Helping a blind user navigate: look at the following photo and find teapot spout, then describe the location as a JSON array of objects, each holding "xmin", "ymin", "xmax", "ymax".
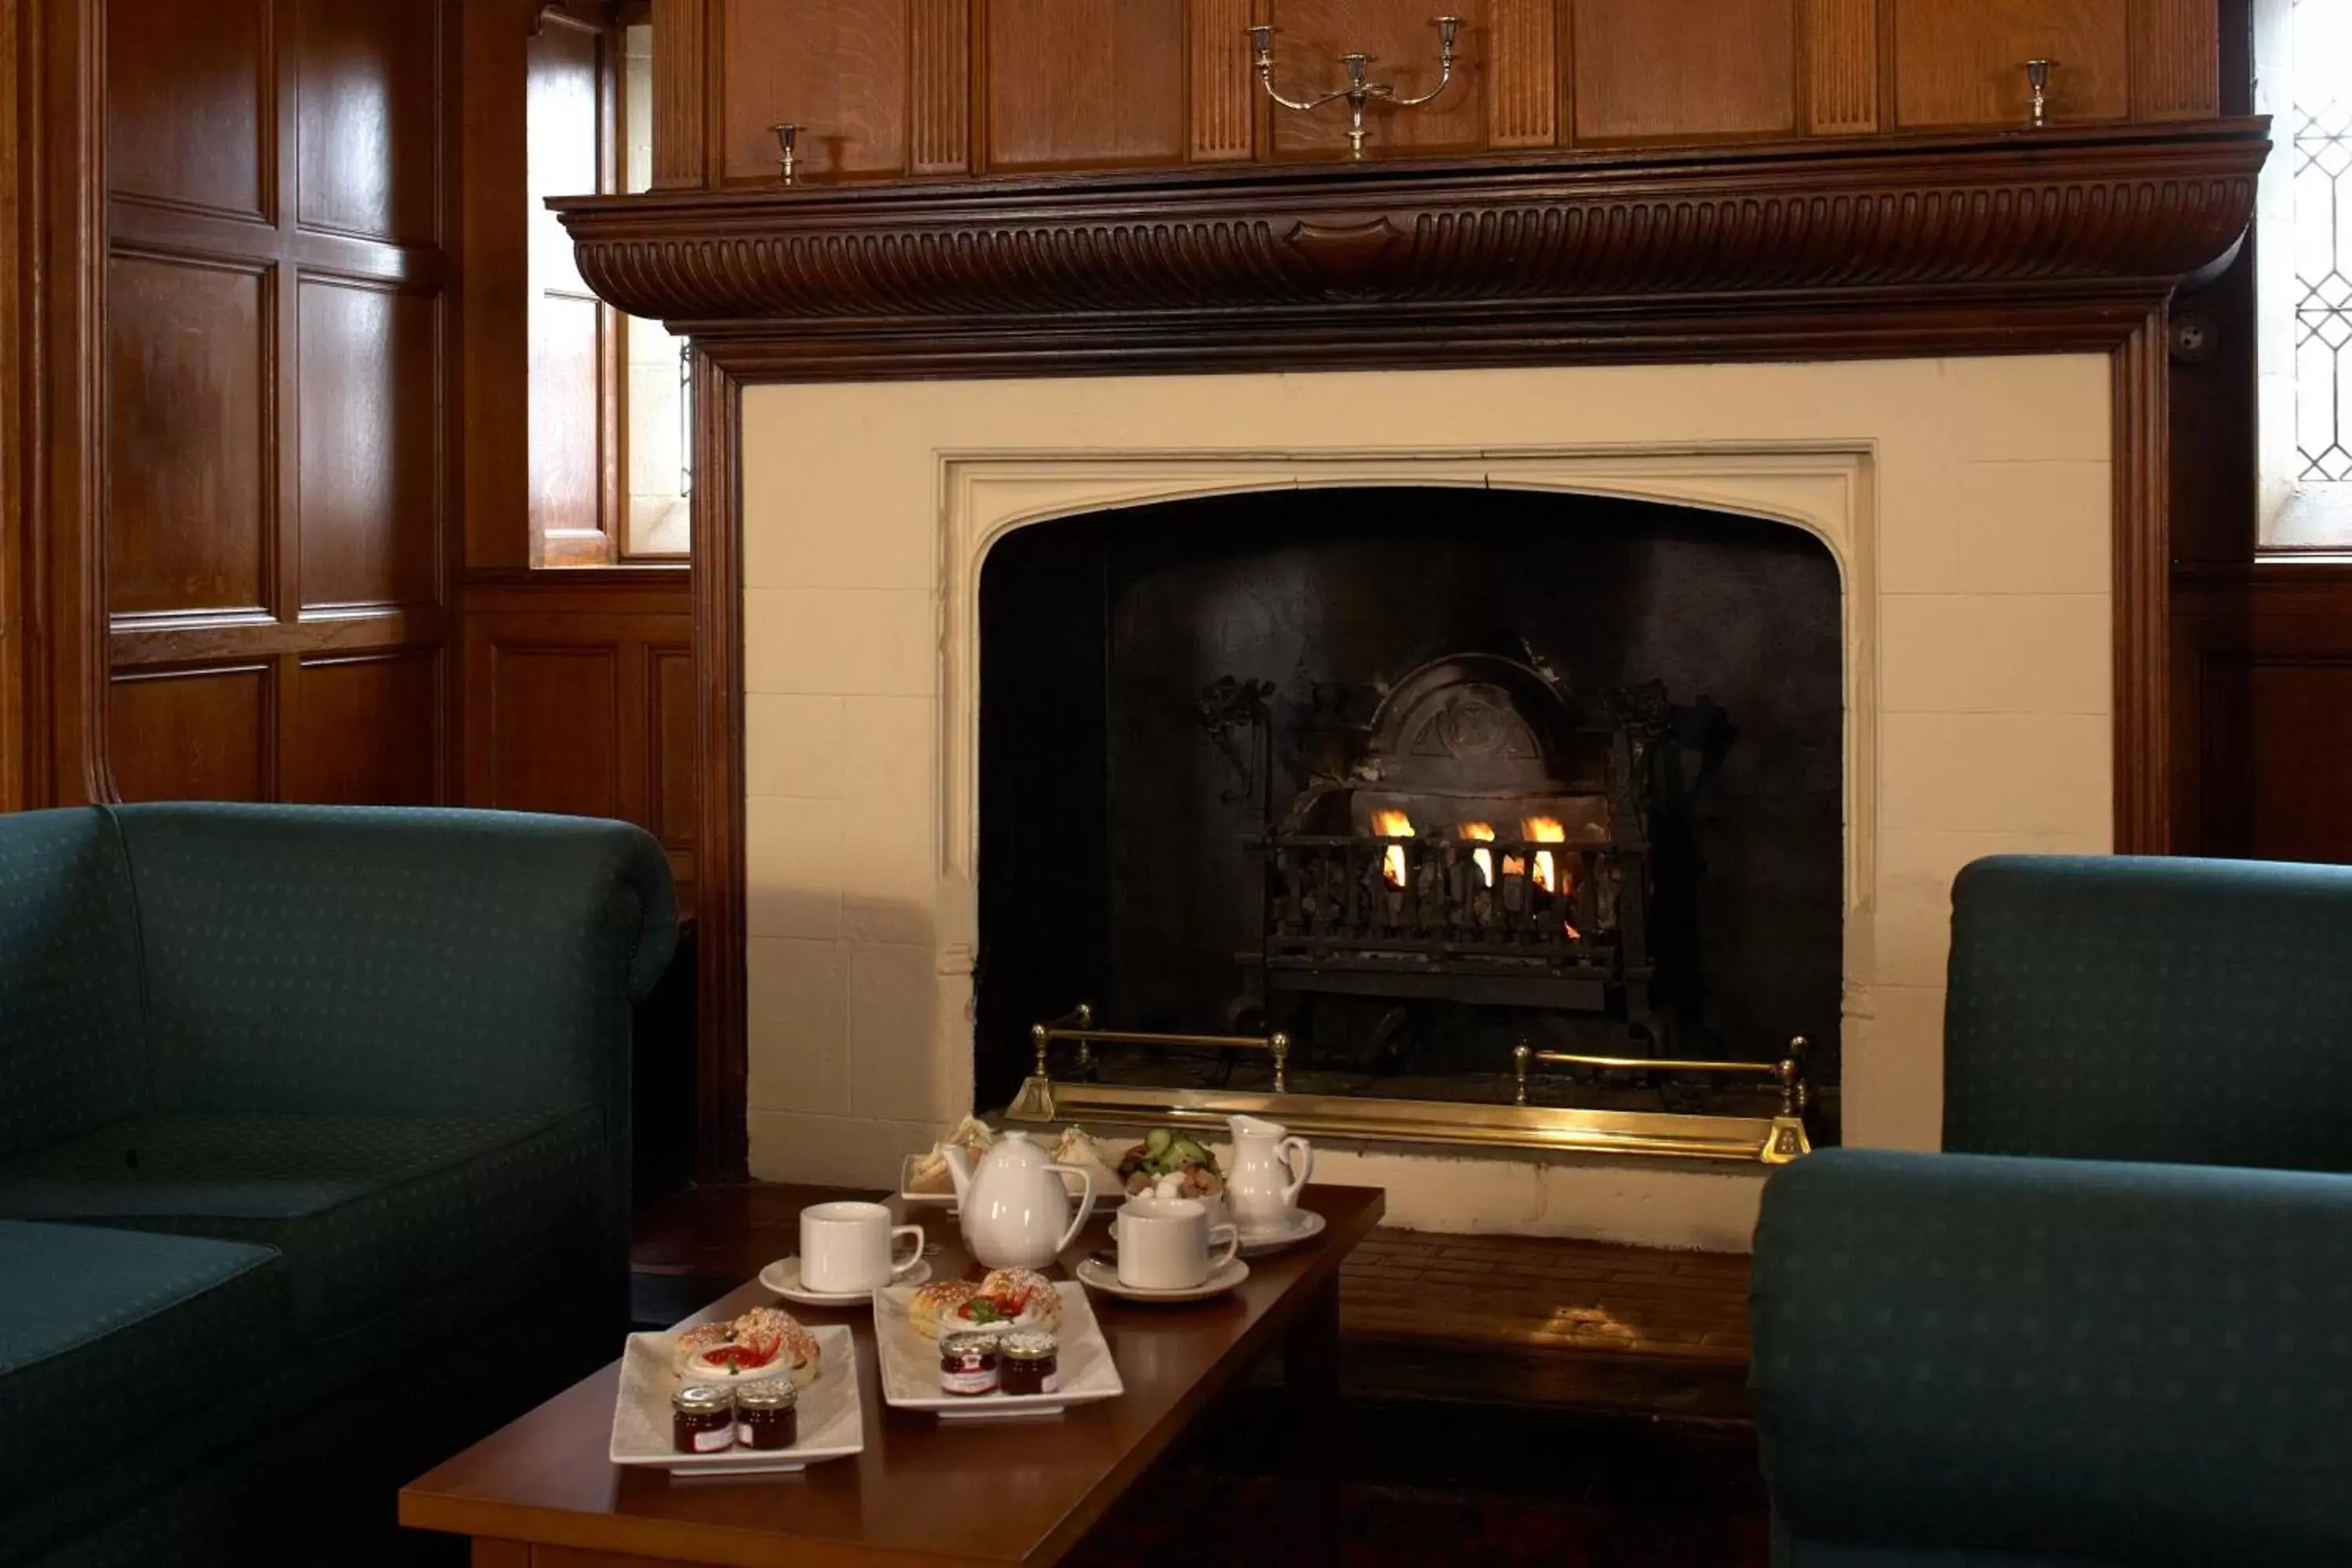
[{"xmin": 935, "ymin": 1142, "xmax": 974, "ymax": 1203}]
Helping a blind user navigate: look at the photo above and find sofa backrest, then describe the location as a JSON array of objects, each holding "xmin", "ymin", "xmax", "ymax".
[
  {"xmin": 1945, "ymin": 854, "xmax": 2352, "ymax": 1172},
  {"xmin": 110, "ymin": 804, "xmax": 677, "ymax": 1118},
  {"xmin": 0, "ymin": 809, "xmax": 151, "ymax": 1155}
]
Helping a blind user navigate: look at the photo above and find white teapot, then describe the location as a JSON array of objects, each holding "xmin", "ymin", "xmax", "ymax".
[
  {"xmin": 936, "ymin": 1130, "xmax": 1098, "ymax": 1270},
  {"xmin": 1224, "ymin": 1114, "xmax": 1312, "ymax": 1232}
]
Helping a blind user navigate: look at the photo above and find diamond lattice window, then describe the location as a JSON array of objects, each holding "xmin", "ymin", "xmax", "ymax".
[{"xmin": 2295, "ymin": 0, "xmax": 2352, "ymax": 481}]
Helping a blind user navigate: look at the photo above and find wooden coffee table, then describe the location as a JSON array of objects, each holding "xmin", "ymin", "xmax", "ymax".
[{"xmin": 401, "ymin": 1185, "xmax": 1385, "ymax": 1566}]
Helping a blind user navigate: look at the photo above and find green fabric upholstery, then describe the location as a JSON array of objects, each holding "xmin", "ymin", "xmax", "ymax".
[
  {"xmin": 1755, "ymin": 854, "xmax": 2352, "ymax": 1568},
  {"xmin": 1755, "ymin": 1150, "xmax": 2352, "ymax": 1567},
  {"xmin": 0, "ymin": 804, "xmax": 675, "ymax": 1568},
  {"xmin": 112, "ymin": 803, "xmax": 674, "ymax": 1116},
  {"xmin": 0, "ymin": 811, "xmax": 147, "ymax": 1159},
  {"xmin": 0, "ymin": 1221, "xmax": 285, "ymax": 1529},
  {"xmin": 1944, "ymin": 855, "xmax": 2352, "ymax": 1170},
  {"xmin": 0, "ymin": 1109, "xmax": 602, "ymax": 1341}
]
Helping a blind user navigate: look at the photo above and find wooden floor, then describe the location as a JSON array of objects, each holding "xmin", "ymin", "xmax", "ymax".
[{"xmin": 633, "ymin": 1181, "xmax": 1755, "ymax": 1422}]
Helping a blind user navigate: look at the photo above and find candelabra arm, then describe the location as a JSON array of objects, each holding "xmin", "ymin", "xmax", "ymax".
[
  {"xmin": 1253, "ymin": 49, "xmax": 1348, "ymax": 114},
  {"xmin": 1386, "ymin": 45, "xmax": 1456, "ymax": 108}
]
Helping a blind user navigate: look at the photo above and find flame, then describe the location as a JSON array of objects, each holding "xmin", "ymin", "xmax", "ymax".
[
  {"xmin": 1524, "ymin": 816, "xmax": 1566, "ymax": 895},
  {"xmin": 1459, "ymin": 822, "xmax": 1495, "ymax": 886},
  {"xmin": 1374, "ymin": 810, "xmax": 1414, "ymax": 887}
]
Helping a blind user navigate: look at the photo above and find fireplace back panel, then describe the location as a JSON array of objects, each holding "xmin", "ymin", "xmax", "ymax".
[{"xmin": 976, "ymin": 488, "xmax": 1842, "ymax": 1115}]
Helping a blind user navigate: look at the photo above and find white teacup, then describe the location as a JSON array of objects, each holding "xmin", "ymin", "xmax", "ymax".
[
  {"xmin": 799, "ymin": 1200, "xmax": 925, "ymax": 1294},
  {"xmin": 1112, "ymin": 1196, "xmax": 1240, "ymax": 1290}
]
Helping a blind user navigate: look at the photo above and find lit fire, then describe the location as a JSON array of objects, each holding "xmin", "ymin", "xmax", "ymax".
[
  {"xmin": 1373, "ymin": 809, "xmax": 1414, "ymax": 887},
  {"xmin": 1523, "ymin": 816, "xmax": 1567, "ymax": 895},
  {"xmin": 1523, "ymin": 816, "xmax": 1579, "ymax": 939},
  {"xmin": 1458, "ymin": 822, "xmax": 1496, "ymax": 886}
]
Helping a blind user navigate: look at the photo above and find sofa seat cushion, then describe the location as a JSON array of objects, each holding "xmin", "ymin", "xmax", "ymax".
[
  {"xmin": 0, "ymin": 1109, "xmax": 604, "ymax": 1341},
  {"xmin": 0, "ymin": 1220, "xmax": 285, "ymax": 1523}
]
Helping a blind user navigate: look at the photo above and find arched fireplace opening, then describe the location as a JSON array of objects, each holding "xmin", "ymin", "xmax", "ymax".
[{"xmin": 976, "ymin": 485, "xmax": 1844, "ymax": 1145}]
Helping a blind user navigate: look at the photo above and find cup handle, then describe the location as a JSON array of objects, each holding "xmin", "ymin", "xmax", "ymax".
[
  {"xmin": 889, "ymin": 1223, "xmax": 926, "ymax": 1277},
  {"xmin": 1046, "ymin": 1163, "xmax": 1098, "ymax": 1253},
  {"xmin": 1207, "ymin": 1223, "xmax": 1240, "ymax": 1271},
  {"xmin": 1279, "ymin": 1136, "xmax": 1314, "ymax": 1208}
]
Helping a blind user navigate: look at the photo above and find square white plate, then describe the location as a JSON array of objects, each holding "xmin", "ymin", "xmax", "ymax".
[
  {"xmin": 873, "ymin": 1279, "xmax": 1123, "ymax": 1420},
  {"xmin": 609, "ymin": 1323, "xmax": 863, "ymax": 1474}
]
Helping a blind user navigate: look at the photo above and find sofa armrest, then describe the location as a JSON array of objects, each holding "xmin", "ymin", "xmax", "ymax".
[
  {"xmin": 111, "ymin": 804, "xmax": 677, "ymax": 1118},
  {"xmin": 1752, "ymin": 1149, "xmax": 2352, "ymax": 1567}
]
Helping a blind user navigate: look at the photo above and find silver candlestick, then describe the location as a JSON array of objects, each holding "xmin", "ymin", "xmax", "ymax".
[
  {"xmin": 768, "ymin": 121, "xmax": 799, "ymax": 185},
  {"xmin": 2023, "ymin": 60, "xmax": 2056, "ymax": 128},
  {"xmin": 1247, "ymin": 16, "xmax": 1460, "ymax": 161}
]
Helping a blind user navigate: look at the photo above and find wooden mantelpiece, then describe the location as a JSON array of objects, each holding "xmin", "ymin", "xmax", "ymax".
[
  {"xmin": 555, "ymin": 121, "xmax": 2263, "ymax": 1184},
  {"xmin": 560, "ymin": 121, "xmax": 2264, "ymax": 347}
]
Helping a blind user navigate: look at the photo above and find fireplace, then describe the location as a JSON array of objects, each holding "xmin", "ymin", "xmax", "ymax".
[{"xmin": 975, "ymin": 486, "xmax": 1840, "ymax": 1158}]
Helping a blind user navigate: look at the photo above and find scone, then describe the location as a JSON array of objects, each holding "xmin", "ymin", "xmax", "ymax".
[
  {"xmin": 676, "ymin": 1305, "xmax": 823, "ymax": 1386},
  {"xmin": 971, "ymin": 1268, "xmax": 1062, "ymax": 1334},
  {"xmin": 908, "ymin": 1279, "xmax": 981, "ymax": 1341}
]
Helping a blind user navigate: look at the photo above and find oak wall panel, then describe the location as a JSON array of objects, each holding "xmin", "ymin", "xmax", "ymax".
[
  {"xmin": 459, "ymin": 581, "xmax": 696, "ymax": 907},
  {"xmin": 985, "ymin": 0, "xmax": 1187, "ymax": 170},
  {"xmin": 298, "ymin": 279, "xmax": 439, "ymax": 608},
  {"xmin": 106, "ymin": 254, "xmax": 270, "ymax": 615},
  {"xmin": 491, "ymin": 646, "xmax": 622, "ymax": 817},
  {"xmin": 911, "ymin": 0, "xmax": 974, "ymax": 175},
  {"xmin": 1265, "ymin": 0, "xmax": 1487, "ymax": 158},
  {"xmin": 1803, "ymin": 0, "xmax": 1878, "ymax": 134},
  {"xmin": 1189, "ymin": 0, "xmax": 1258, "ymax": 161},
  {"xmin": 2129, "ymin": 0, "xmax": 2220, "ymax": 120},
  {"xmin": 652, "ymin": 646, "xmax": 698, "ymax": 851},
  {"xmin": 110, "ymin": 664, "xmax": 271, "ymax": 802},
  {"xmin": 106, "ymin": 0, "xmax": 267, "ymax": 217},
  {"xmin": 1572, "ymin": 0, "xmax": 1795, "ymax": 143},
  {"xmin": 294, "ymin": 0, "xmax": 441, "ymax": 241},
  {"xmin": 289, "ymin": 651, "xmax": 440, "ymax": 804},
  {"xmin": 723, "ymin": 0, "xmax": 910, "ymax": 182},
  {"xmin": 1486, "ymin": 0, "xmax": 1557, "ymax": 148},
  {"xmin": 1891, "ymin": 0, "xmax": 2130, "ymax": 129}
]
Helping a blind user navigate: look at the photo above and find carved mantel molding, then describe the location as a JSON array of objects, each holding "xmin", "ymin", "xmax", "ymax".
[{"xmin": 557, "ymin": 122, "xmax": 2265, "ymax": 351}]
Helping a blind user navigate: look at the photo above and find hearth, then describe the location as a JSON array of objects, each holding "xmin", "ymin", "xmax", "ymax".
[{"xmin": 978, "ymin": 486, "xmax": 1839, "ymax": 1162}]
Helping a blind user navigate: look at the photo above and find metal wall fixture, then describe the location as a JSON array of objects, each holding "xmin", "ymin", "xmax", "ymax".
[
  {"xmin": 2023, "ymin": 60, "xmax": 2057, "ymax": 127},
  {"xmin": 1246, "ymin": 16, "xmax": 1461, "ymax": 161}
]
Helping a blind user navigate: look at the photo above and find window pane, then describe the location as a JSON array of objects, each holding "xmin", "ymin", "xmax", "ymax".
[
  {"xmin": 2294, "ymin": 0, "xmax": 2352, "ymax": 483},
  {"xmin": 622, "ymin": 21, "xmax": 691, "ymax": 558}
]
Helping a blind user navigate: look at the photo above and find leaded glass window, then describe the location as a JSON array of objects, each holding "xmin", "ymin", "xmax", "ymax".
[{"xmin": 2293, "ymin": 0, "xmax": 2352, "ymax": 483}]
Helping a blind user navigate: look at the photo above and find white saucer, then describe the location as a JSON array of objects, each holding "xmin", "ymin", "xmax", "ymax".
[
  {"xmin": 760, "ymin": 1255, "xmax": 932, "ymax": 1306},
  {"xmin": 1235, "ymin": 1208, "xmax": 1326, "ymax": 1256},
  {"xmin": 1074, "ymin": 1255, "xmax": 1249, "ymax": 1303}
]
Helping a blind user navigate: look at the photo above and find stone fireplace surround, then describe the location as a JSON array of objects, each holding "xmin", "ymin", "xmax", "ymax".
[{"xmin": 736, "ymin": 355, "xmax": 2114, "ymax": 1249}]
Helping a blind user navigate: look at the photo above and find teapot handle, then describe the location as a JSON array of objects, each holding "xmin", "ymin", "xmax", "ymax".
[
  {"xmin": 1279, "ymin": 1136, "xmax": 1314, "ymax": 1208},
  {"xmin": 1045, "ymin": 1163, "xmax": 1098, "ymax": 1254}
]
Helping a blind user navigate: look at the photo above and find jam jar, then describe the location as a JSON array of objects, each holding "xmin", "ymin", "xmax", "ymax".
[
  {"xmin": 997, "ymin": 1330, "xmax": 1060, "ymax": 1396},
  {"xmin": 734, "ymin": 1376, "xmax": 800, "ymax": 1450},
  {"xmin": 671, "ymin": 1383, "xmax": 735, "ymax": 1454},
  {"xmin": 938, "ymin": 1330, "xmax": 1001, "ymax": 1396}
]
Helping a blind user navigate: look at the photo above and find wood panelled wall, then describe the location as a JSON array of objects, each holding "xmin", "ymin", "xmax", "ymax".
[
  {"xmin": 101, "ymin": 0, "xmax": 453, "ymax": 804},
  {"xmin": 462, "ymin": 0, "xmax": 697, "ymax": 908},
  {"xmin": 650, "ymin": 0, "xmax": 2220, "ymax": 185}
]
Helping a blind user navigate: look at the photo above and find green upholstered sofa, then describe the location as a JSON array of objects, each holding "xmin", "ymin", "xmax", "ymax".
[
  {"xmin": 1751, "ymin": 855, "xmax": 2352, "ymax": 1568},
  {"xmin": 0, "ymin": 804, "xmax": 676, "ymax": 1568}
]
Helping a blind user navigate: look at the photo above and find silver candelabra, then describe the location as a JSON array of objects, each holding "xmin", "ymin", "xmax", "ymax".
[{"xmin": 1247, "ymin": 16, "xmax": 1461, "ymax": 161}]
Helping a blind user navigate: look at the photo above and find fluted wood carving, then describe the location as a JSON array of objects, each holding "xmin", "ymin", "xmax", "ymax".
[{"xmin": 558, "ymin": 123, "xmax": 2262, "ymax": 328}]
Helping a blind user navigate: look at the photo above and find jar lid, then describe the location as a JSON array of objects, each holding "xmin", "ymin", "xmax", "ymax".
[
  {"xmin": 999, "ymin": 1330, "xmax": 1058, "ymax": 1360},
  {"xmin": 940, "ymin": 1330, "xmax": 1000, "ymax": 1357},
  {"xmin": 672, "ymin": 1383, "xmax": 732, "ymax": 1414},
  {"xmin": 734, "ymin": 1376, "xmax": 800, "ymax": 1408}
]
